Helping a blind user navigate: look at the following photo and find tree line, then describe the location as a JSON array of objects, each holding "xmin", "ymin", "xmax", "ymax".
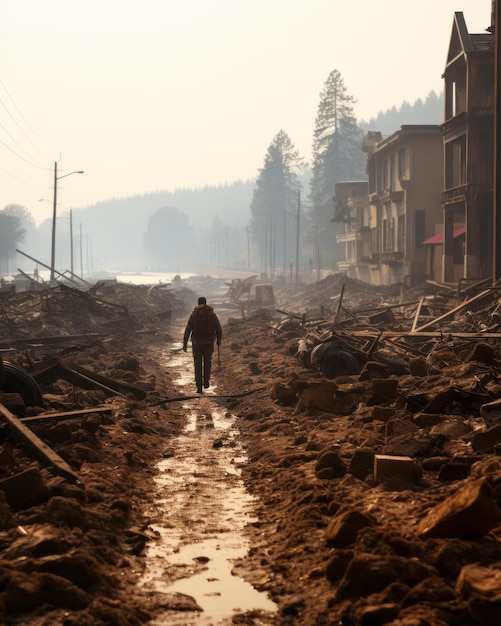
[{"xmin": 1, "ymin": 73, "xmax": 443, "ymax": 280}]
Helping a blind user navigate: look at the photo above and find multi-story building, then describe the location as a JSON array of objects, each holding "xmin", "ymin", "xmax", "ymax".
[
  {"xmin": 439, "ymin": 11, "xmax": 494, "ymax": 283},
  {"xmin": 336, "ymin": 126, "xmax": 444, "ymax": 286},
  {"xmin": 333, "ymin": 180, "xmax": 369, "ymax": 274}
]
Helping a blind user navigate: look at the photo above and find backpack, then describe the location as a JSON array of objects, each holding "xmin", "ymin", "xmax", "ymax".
[{"xmin": 192, "ymin": 305, "xmax": 214, "ymax": 338}]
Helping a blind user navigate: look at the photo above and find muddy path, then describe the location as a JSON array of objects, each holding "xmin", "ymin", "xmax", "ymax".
[{"xmin": 135, "ymin": 337, "xmax": 278, "ymax": 625}]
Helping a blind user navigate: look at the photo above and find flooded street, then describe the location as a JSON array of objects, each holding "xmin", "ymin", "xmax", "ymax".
[{"xmin": 139, "ymin": 345, "xmax": 277, "ymax": 625}]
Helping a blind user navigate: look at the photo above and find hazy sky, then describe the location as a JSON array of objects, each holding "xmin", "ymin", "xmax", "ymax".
[{"xmin": 0, "ymin": 0, "xmax": 492, "ymax": 224}]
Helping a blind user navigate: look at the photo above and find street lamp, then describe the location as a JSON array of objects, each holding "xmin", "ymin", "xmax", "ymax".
[{"xmin": 50, "ymin": 162, "xmax": 84, "ymax": 283}]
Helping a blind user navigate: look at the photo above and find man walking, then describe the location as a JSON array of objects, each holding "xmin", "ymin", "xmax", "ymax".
[{"xmin": 183, "ymin": 296, "xmax": 222, "ymax": 393}]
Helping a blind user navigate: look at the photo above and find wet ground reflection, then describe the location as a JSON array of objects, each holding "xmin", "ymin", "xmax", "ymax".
[{"xmin": 138, "ymin": 344, "xmax": 277, "ymax": 625}]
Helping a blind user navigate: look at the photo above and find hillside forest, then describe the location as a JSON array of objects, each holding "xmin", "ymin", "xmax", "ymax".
[{"xmin": 1, "ymin": 89, "xmax": 443, "ymax": 281}]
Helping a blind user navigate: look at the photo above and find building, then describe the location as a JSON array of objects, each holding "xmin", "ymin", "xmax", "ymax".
[
  {"xmin": 439, "ymin": 11, "xmax": 494, "ymax": 283},
  {"xmin": 333, "ymin": 180, "xmax": 369, "ymax": 275},
  {"xmin": 336, "ymin": 126, "xmax": 444, "ymax": 286}
]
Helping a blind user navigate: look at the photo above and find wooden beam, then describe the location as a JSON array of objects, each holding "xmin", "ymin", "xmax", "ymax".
[
  {"xmin": 411, "ymin": 297, "xmax": 425, "ymax": 333},
  {"xmin": 412, "ymin": 290, "xmax": 499, "ymax": 333},
  {"xmin": 20, "ymin": 406, "xmax": 112, "ymax": 423},
  {"xmin": 0, "ymin": 403, "xmax": 79, "ymax": 483}
]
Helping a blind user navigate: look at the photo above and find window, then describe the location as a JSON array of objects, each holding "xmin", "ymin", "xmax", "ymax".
[
  {"xmin": 397, "ymin": 215, "xmax": 405, "ymax": 252},
  {"xmin": 446, "ymin": 137, "xmax": 466, "ymax": 188},
  {"xmin": 415, "ymin": 210, "xmax": 425, "ymax": 249},
  {"xmin": 388, "ymin": 217, "xmax": 395, "ymax": 252},
  {"xmin": 383, "ymin": 219, "xmax": 388, "ymax": 251},
  {"xmin": 381, "ymin": 159, "xmax": 388, "ymax": 191},
  {"xmin": 390, "ymin": 155, "xmax": 395, "ymax": 190},
  {"xmin": 398, "ymin": 148, "xmax": 406, "ymax": 179}
]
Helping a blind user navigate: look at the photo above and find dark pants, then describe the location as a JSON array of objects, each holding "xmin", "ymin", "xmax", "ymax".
[{"xmin": 192, "ymin": 343, "xmax": 214, "ymax": 390}]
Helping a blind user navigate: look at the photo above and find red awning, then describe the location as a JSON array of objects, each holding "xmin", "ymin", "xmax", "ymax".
[{"xmin": 422, "ymin": 225, "xmax": 465, "ymax": 245}]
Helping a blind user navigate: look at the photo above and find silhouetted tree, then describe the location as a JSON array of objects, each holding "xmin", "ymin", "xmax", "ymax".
[
  {"xmin": 309, "ymin": 69, "xmax": 365, "ymax": 270},
  {"xmin": 361, "ymin": 90, "xmax": 444, "ymax": 135},
  {"xmin": 144, "ymin": 206, "xmax": 194, "ymax": 270},
  {"xmin": 250, "ymin": 130, "xmax": 304, "ymax": 275},
  {"xmin": 0, "ymin": 210, "xmax": 25, "ymax": 276}
]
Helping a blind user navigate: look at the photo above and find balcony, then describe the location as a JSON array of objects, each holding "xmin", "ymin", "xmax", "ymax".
[
  {"xmin": 441, "ymin": 185, "xmax": 467, "ymax": 206},
  {"xmin": 441, "ymin": 183, "xmax": 491, "ymax": 207},
  {"xmin": 371, "ymin": 251, "xmax": 404, "ymax": 264}
]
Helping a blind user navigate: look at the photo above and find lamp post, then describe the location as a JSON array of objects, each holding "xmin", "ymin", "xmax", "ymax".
[{"xmin": 50, "ymin": 162, "xmax": 84, "ymax": 283}]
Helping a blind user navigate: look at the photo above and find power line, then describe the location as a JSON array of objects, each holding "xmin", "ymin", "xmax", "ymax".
[{"xmin": 0, "ymin": 78, "xmax": 55, "ymax": 159}]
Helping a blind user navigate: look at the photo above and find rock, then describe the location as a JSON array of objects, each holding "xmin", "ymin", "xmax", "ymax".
[
  {"xmin": 3, "ymin": 523, "xmax": 70, "ymax": 559},
  {"xmin": 27, "ymin": 549, "xmax": 104, "ymax": 589},
  {"xmin": 374, "ymin": 454, "xmax": 421, "ymax": 487},
  {"xmin": 39, "ymin": 571, "xmax": 89, "ymax": 609},
  {"xmin": 324, "ymin": 549, "xmax": 354, "ymax": 584},
  {"xmin": 418, "ymin": 478, "xmax": 501, "ymax": 538},
  {"xmin": 471, "ymin": 424, "xmax": 501, "ymax": 453},
  {"xmin": 353, "ymin": 603, "xmax": 400, "ymax": 625},
  {"xmin": 409, "ymin": 357, "xmax": 427, "ymax": 376},
  {"xmin": 456, "ymin": 563, "xmax": 501, "ymax": 625},
  {"xmin": 466, "ymin": 343, "xmax": 496, "ymax": 365},
  {"xmin": 295, "ymin": 380, "xmax": 338, "ymax": 413},
  {"xmin": 0, "ymin": 467, "xmax": 51, "ymax": 510},
  {"xmin": 481, "ymin": 397, "xmax": 501, "ymax": 425},
  {"xmin": 437, "ymin": 462, "xmax": 472, "ymax": 482},
  {"xmin": 359, "ymin": 361, "xmax": 389, "ymax": 381},
  {"xmin": 0, "ymin": 490, "xmax": 14, "ymax": 528},
  {"xmin": 367, "ymin": 378, "xmax": 399, "ymax": 404},
  {"xmin": 401, "ymin": 576, "xmax": 456, "ymax": 606},
  {"xmin": 326, "ymin": 510, "xmax": 375, "ymax": 547},
  {"xmin": 456, "ymin": 562, "xmax": 501, "ymax": 599},
  {"xmin": 335, "ymin": 553, "xmax": 438, "ymax": 600},
  {"xmin": 0, "ymin": 392, "xmax": 26, "ymax": 417},
  {"xmin": 348, "ymin": 448, "xmax": 375, "ymax": 480},
  {"xmin": 422, "ymin": 386, "xmax": 457, "ymax": 414},
  {"xmin": 314, "ymin": 449, "xmax": 346, "ymax": 479}
]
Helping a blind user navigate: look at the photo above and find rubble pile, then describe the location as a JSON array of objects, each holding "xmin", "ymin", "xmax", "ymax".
[
  {"xmin": 0, "ymin": 282, "xmax": 192, "ymax": 347},
  {"xmin": 0, "ymin": 281, "xmax": 195, "ymax": 626},
  {"xmin": 2, "ymin": 273, "xmax": 501, "ymax": 625},
  {"xmin": 217, "ymin": 277, "xmax": 501, "ymax": 625}
]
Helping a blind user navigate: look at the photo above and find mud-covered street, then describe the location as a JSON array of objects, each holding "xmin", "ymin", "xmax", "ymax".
[{"xmin": 2, "ymin": 274, "xmax": 501, "ymax": 625}]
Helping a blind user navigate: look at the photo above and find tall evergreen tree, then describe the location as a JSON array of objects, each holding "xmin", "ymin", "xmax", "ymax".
[
  {"xmin": 250, "ymin": 130, "xmax": 304, "ymax": 275},
  {"xmin": 0, "ymin": 211, "xmax": 25, "ymax": 276},
  {"xmin": 309, "ymin": 69, "xmax": 366, "ymax": 269},
  {"xmin": 143, "ymin": 206, "xmax": 193, "ymax": 271}
]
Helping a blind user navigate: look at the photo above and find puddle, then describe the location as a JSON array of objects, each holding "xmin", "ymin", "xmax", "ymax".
[{"xmin": 139, "ymin": 345, "xmax": 277, "ymax": 625}]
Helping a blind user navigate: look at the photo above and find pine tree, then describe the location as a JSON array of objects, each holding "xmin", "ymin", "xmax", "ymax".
[
  {"xmin": 250, "ymin": 130, "xmax": 304, "ymax": 276},
  {"xmin": 0, "ymin": 211, "xmax": 25, "ymax": 276},
  {"xmin": 309, "ymin": 70, "xmax": 366, "ymax": 269}
]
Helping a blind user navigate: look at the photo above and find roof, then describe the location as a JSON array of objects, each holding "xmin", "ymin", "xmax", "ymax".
[
  {"xmin": 422, "ymin": 225, "xmax": 465, "ymax": 245},
  {"xmin": 471, "ymin": 34, "xmax": 495, "ymax": 53}
]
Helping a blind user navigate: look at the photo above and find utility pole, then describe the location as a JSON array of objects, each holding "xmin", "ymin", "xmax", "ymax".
[
  {"xmin": 50, "ymin": 162, "xmax": 84, "ymax": 283},
  {"xmin": 69, "ymin": 209, "xmax": 74, "ymax": 275},
  {"xmin": 50, "ymin": 162, "xmax": 58, "ymax": 283},
  {"xmin": 494, "ymin": 0, "xmax": 501, "ymax": 283},
  {"xmin": 296, "ymin": 191, "xmax": 300, "ymax": 285}
]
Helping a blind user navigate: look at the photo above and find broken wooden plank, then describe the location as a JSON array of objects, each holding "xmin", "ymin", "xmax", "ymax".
[
  {"xmin": 336, "ymin": 283, "xmax": 345, "ymax": 316},
  {"xmin": 0, "ymin": 403, "xmax": 79, "ymax": 483},
  {"xmin": 411, "ymin": 297, "xmax": 425, "ymax": 333},
  {"xmin": 413, "ymin": 289, "xmax": 500, "ymax": 333},
  {"xmin": 20, "ymin": 406, "xmax": 112, "ymax": 423},
  {"xmin": 16, "ymin": 248, "xmax": 82, "ymax": 286},
  {"xmin": 351, "ymin": 330, "xmax": 501, "ymax": 339},
  {"xmin": 31, "ymin": 357, "xmax": 146, "ymax": 399},
  {"xmin": 0, "ymin": 334, "xmax": 101, "ymax": 349}
]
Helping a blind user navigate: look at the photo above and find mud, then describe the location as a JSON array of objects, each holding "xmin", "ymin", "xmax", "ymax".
[{"xmin": 2, "ymin": 275, "xmax": 501, "ymax": 626}]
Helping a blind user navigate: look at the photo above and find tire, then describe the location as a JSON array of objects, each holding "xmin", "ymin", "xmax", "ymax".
[
  {"xmin": 1, "ymin": 361, "xmax": 44, "ymax": 407},
  {"xmin": 310, "ymin": 344, "xmax": 361, "ymax": 379}
]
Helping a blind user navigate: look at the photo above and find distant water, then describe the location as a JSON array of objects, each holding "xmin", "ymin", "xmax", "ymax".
[{"xmin": 116, "ymin": 272, "xmax": 196, "ymax": 285}]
